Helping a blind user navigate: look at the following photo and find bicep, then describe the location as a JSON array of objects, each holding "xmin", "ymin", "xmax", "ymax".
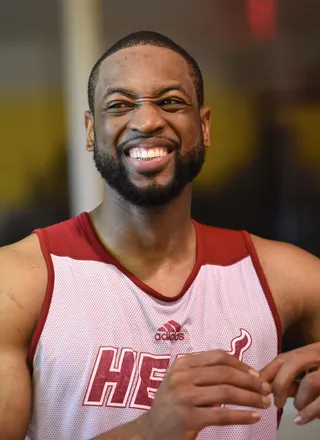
[
  {"xmin": 290, "ymin": 247, "xmax": 320, "ymax": 344},
  {"xmin": 0, "ymin": 237, "xmax": 47, "ymax": 439},
  {"xmin": 0, "ymin": 349, "xmax": 32, "ymax": 439},
  {"xmin": 251, "ymin": 234, "xmax": 320, "ymax": 339},
  {"xmin": 0, "ymin": 277, "xmax": 33, "ymax": 440}
]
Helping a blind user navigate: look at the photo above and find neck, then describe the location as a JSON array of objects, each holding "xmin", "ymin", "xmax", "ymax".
[{"xmin": 90, "ymin": 184, "xmax": 194, "ymax": 264}]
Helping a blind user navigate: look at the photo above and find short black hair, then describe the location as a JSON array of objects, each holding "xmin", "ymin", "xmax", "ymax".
[{"xmin": 87, "ymin": 30, "xmax": 204, "ymax": 113}]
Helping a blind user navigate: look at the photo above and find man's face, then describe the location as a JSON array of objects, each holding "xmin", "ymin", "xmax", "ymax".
[{"xmin": 86, "ymin": 45, "xmax": 211, "ymax": 207}]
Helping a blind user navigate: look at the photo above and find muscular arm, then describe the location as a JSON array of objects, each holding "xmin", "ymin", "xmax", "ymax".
[
  {"xmin": 251, "ymin": 235, "xmax": 320, "ymax": 342},
  {"xmin": 253, "ymin": 236, "xmax": 320, "ymax": 424},
  {"xmin": 0, "ymin": 235, "xmax": 47, "ymax": 439}
]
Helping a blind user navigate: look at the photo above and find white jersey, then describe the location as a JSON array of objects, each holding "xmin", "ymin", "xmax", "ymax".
[{"xmin": 26, "ymin": 213, "xmax": 282, "ymax": 440}]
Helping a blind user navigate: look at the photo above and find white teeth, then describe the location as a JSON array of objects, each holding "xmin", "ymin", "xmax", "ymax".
[{"xmin": 128, "ymin": 147, "xmax": 169, "ymax": 159}]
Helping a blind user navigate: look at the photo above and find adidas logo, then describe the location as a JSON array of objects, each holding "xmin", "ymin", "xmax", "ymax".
[{"xmin": 154, "ymin": 320, "xmax": 185, "ymax": 341}]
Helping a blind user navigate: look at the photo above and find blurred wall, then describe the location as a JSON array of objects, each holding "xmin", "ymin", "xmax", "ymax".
[{"xmin": 0, "ymin": 1, "xmax": 65, "ymax": 208}]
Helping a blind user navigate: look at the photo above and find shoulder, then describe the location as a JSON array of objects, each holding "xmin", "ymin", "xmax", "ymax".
[
  {"xmin": 250, "ymin": 234, "xmax": 320, "ymax": 332},
  {"xmin": 0, "ymin": 234, "xmax": 47, "ymax": 347},
  {"xmin": 0, "ymin": 233, "xmax": 47, "ymax": 283}
]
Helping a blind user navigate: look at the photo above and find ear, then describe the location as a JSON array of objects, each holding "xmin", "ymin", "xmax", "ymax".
[
  {"xmin": 200, "ymin": 107, "xmax": 211, "ymax": 149},
  {"xmin": 85, "ymin": 111, "xmax": 95, "ymax": 152}
]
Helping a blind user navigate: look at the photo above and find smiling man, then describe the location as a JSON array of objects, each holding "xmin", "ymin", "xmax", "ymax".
[
  {"xmin": 88, "ymin": 36, "xmax": 207, "ymax": 209},
  {"xmin": 1, "ymin": 31, "xmax": 320, "ymax": 440}
]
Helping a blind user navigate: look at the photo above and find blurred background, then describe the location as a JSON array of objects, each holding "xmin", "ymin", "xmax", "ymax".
[{"xmin": 0, "ymin": 0, "xmax": 319, "ymax": 437}]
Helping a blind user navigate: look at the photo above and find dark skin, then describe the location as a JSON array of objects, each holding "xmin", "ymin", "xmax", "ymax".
[
  {"xmin": 0, "ymin": 45, "xmax": 319, "ymax": 439},
  {"xmin": 85, "ymin": 46, "xmax": 211, "ymax": 297}
]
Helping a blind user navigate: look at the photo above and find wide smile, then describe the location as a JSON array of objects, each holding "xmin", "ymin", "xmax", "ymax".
[{"xmin": 124, "ymin": 145, "xmax": 175, "ymax": 174}]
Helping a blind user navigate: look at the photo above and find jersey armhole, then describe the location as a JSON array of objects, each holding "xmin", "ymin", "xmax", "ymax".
[
  {"xmin": 28, "ymin": 229, "xmax": 55, "ymax": 368},
  {"xmin": 242, "ymin": 231, "xmax": 284, "ymax": 428},
  {"xmin": 242, "ymin": 230, "xmax": 283, "ymax": 355}
]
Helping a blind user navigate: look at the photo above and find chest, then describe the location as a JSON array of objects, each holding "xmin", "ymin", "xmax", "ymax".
[
  {"xmin": 120, "ymin": 254, "xmax": 196, "ymax": 298},
  {"xmin": 34, "ymin": 255, "xmax": 279, "ymax": 383},
  {"xmin": 30, "ymin": 256, "xmax": 279, "ymax": 439}
]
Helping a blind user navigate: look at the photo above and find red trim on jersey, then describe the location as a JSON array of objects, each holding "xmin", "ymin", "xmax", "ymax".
[
  {"xmin": 277, "ymin": 408, "xmax": 283, "ymax": 429},
  {"xmin": 198, "ymin": 223, "xmax": 249, "ymax": 266},
  {"xmin": 28, "ymin": 229, "xmax": 55, "ymax": 366},
  {"xmin": 242, "ymin": 231, "xmax": 282, "ymax": 354},
  {"xmin": 79, "ymin": 212, "xmax": 203, "ymax": 303}
]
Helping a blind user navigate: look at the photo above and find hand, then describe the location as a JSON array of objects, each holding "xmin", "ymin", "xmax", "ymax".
[
  {"xmin": 143, "ymin": 350, "xmax": 272, "ymax": 440},
  {"xmin": 260, "ymin": 343, "xmax": 320, "ymax": 426}
]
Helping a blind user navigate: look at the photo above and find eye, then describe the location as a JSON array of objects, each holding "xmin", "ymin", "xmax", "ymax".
[
  {"xmin": 160, "ymin": 98, "xmax": 183, "ymax": 106},
  {"xmin": 159, "ymin": 98, "xmax": 185, "ymax": 112},
  {"xmin": 105, "ymin": 101, "xmax": 135, "ymax": 112}
]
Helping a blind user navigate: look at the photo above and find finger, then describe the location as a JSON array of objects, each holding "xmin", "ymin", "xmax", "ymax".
[
  {"xmin": 193, "ymin": 365, "xmax": 271, "ymax": 395},
  {"xmin": 294, "ymin": 372, "xmax": 320, "ymax": 411},
  {"xmin": 270, "ymin": 381, "xmax": 300, "ymax": 410},
  {"xmin": 183, "ymin": 350, "xmax": 259, "ymax": 375},
  {"xmin": 287, "ymin": 380, "xmax": 300, "ymax": 398},
  {"xmin": 262, "ymin": 350, "xmax": 320, "ymax": 408},
  {"xmin": 191, "ymin": 385, "xmax": 271, "ymax": 409},
  {"xmin": 194, "ymin": 406, "xmax": 262, "ymax": 428},
  {"xmin": 261, "ymin": 346, "xmax": 320, "ymax": 383},
  {"xmin": 260, "ymin": 355, "xmax": 285, "ymax": 383},
  {"xmin": 294, "ymin": 394, "xmax": 320, "ymax": 426}
]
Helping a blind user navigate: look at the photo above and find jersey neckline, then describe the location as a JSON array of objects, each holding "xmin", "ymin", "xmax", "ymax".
[{"xmin": 79, "ymin": 212, "xmax": 204, "ymax": 303}]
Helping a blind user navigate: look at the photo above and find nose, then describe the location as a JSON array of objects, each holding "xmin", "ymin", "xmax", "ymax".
[{"xmin": 128, "ymin": 102, "xmax": 165, "ymax": 134}]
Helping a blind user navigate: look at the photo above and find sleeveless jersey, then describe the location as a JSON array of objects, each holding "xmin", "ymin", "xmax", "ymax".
[{"xmin": 26, "ymin": 213, "xmax": 282, "ymax": 440}]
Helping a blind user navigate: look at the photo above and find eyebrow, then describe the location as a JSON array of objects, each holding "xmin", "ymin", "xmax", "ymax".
[{"xmin": 100, "ymin": 85, "xmax": 191, "ymax": 101}]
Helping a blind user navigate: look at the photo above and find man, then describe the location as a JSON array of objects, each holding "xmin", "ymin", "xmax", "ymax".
[{"xmin": 0, "ymin": 31, "xmax": 320, "ymax": 440}]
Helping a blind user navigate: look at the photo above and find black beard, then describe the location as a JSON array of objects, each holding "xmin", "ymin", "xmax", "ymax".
[{"xmin": 93, "ymin": 137, "xmax": 205, "ymax": 208}]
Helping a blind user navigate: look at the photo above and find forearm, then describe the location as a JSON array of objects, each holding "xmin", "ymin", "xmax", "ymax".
[{"xmin": 92, "ymin": 413, "xmax": 150, "ymax": 440}]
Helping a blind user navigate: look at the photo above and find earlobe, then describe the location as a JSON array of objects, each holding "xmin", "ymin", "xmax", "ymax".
[
  {"xmin": 87, "ymin": 131, "xmax": 95, "ymax": 152},
  {"xmin": 200, "ymin": 107, "xmax": 211, "ymax": 149},
  {"xmin": 203, "ymin": 129, "xmax": 210, "ymax": 149},
  {"xmin": 85, "ymin": 111, "xmax": 95, "ymax": 152}
]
